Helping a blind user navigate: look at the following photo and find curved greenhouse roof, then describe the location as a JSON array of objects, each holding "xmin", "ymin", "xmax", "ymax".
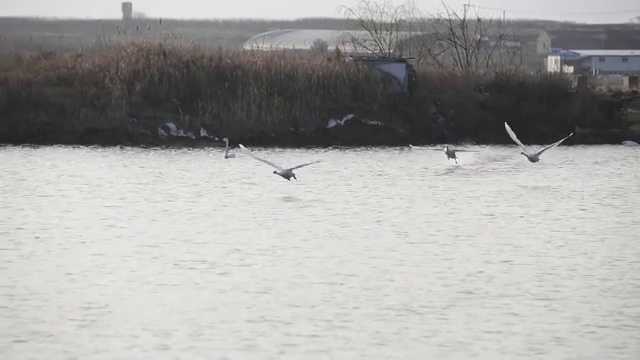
[{"xmin": 242, "ymin": 28, "xmax": 432, "ymax": 55}]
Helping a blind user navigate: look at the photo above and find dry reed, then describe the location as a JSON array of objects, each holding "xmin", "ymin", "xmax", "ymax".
[
  {"xmin": 0, "ymin": 42, "xmax": 622, "ymax": 145},
  {"xmin": 1, "ymin": 42, "xmax": 388, "ymax": 139}
]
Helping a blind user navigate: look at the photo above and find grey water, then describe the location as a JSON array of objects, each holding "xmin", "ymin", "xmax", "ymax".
[{"xmin": 0, "ymin": 145, "xmax": 639, "ymax": 360}]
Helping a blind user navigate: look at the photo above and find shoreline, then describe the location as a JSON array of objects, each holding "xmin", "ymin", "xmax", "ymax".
[
  {"xmin": 2, "ymin": 95, "xmax": 638, "ymax": 148},
  {"xmin": 1, "ymin": 122, "xmax": 638, "ymax": 149},
  {"xmin": 1, "ymin": 114, "xmax": 638, "ymax": 148}
]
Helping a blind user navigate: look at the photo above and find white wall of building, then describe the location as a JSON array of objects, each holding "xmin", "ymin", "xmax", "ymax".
[
  {"xmin": 546, "ymin": 55, "xmax": 575, "ymax": 73},
  {"xmin": 547, "ymin": 55, "xmax": 561, "ymax": 72},
  {"xmin": 586, "ymin": 55, "xmax": 640, "ymax": 74}
]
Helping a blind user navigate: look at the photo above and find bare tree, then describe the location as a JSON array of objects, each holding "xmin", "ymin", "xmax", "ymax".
[
  {"xmin": 340, "ymin": 0, "xmax": 522, "ymax": 72},
  {"xmin": 340, "ymin": 0, "xmax": 414, "ymax": 57},
  {"xmin": 415, "ymin": 2, "xmax": 522, "ymax": 73}
]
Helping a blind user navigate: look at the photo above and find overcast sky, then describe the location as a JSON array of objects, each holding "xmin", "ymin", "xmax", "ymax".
[{"xmin": 1, "ymin": 0, "xmax": 639, "ymax": 23}]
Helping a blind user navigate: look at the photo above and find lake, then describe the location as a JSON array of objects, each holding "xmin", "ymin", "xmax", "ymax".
[{"xmin": 1, "ymin": 144, "xmax": 639, "ymax": 359}]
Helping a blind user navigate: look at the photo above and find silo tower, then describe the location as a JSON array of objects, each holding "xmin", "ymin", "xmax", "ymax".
[
  {"xmin": 121, "ymin": 2, "xmax": 133, "ymax": 33},
  {"xmin": 122, "ymin": 2, "xmax": 133, "ymax": 21}
]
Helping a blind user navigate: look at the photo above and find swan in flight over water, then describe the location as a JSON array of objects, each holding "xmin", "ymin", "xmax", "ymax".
[
  {"xmin": 409, "ymin": 144, "xmax": 478, "ymax": 164},
  {"xmin": 238, "ymin": 144, "xmax": 321, "ymax": 181},
  {"xmin": 223, "ymin": 138, "xmax": 236, "ymax": 159},
  {"xmin": 504, "ymin": 122, "xmax": 574, "ymax": 163}
]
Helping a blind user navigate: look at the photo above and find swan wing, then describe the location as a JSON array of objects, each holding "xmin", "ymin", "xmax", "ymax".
[
  {"xmin": 238, "ymin": 144, "xmax": 284, "ymax": 171},
  {"xmin": 504, "ymin": 122, "xmax": 527, "ymax": 150},
  {"xmin": 535, "ymin": 132, "xmax": 574, "ymax": 157},
  {"xmin": 288, "ymin": 160, "xmax": 322, "ymax": 171}
]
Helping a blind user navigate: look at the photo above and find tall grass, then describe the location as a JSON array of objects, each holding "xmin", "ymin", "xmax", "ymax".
[
  {"xmin": 0, "ymin": 42, "xmax": 623, "ymax": 145},
  {"xmin": 1, "ymin": 42, "xmax": 389, "ymax": 139},
  {"xmin": 413, "ymin": 68, "xmax": 608, "ymax": 143}
]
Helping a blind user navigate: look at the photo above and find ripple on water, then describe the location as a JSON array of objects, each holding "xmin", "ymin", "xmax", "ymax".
[{"xmin": 0, "ymin": 145, "xmax": 639, "ymax": 360}]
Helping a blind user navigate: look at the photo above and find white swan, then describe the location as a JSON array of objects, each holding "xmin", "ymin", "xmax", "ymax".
[
  {"xmin": 223, "ymin": 138, "xmax": 235, "ymax": 159},
  {"xmin": 238, "ymin": 144, "xmax": 321, "ymax": 181},
  {"xmin": 504, "ymin": 122, "xmax": 574, "ymax": 163},
  {"xmin": 409, "ymin": 144, "xmax": 478, "ymax": 164}
]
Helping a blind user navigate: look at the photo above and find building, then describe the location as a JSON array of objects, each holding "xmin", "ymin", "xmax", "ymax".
[
  {"xmin": 479, "ymin": 29, "xmax": 551, "ymax": 70},
  {"xmin": 546, "ymin": 49, "xmax": 640, "ymax": 75},
  {"xmin": 482, "ymin": 29, "xmax": 551, "ymax": 56},
  {"xmin": 242, "ymin": 29, "xmax": 432, "ymax": 57},
  {"xmin": 545, "ymin": 54, "xmax": 575, "ymax": 73},
  {"xmin": 242, "ymin": 28, "xmax": 555, "ymax": 75},
  {"xmin": 243, "ymin": 28, "xmax": 549, "ymax": 57},
  {"xmin": 527, "ymin": 30, "xmax": 552, "ymax": 55},
  {"xmin": 121, "ymin": 2, "xmax": 133, "ymax": 32},
  {"xmin": 121, "ymin": 2, "xmax": 132, "ymax": 21}
]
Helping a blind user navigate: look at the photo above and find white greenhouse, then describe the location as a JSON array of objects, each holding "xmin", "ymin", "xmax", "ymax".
[{"xmin": 242, "ymin": 28, "xmax": 434, "ymax": 57}]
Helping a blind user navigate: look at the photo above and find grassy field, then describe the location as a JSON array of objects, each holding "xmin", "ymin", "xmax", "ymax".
[{"xmin": 0, "ymin": 40, "xmax": 629, "ymax": 147}]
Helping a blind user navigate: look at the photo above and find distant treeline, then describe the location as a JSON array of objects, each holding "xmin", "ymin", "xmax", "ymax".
[{"xmin": 1, "ymin": 16, "xmax": 639, "ymax": 56}]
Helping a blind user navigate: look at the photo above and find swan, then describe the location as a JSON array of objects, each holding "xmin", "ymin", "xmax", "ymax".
[
  {"xmin": 504, "ymin": 122, "xmax": 573, "ymax": 163},
  {"xmin": 222, "ymin": 138, "xmax": 235, "ymax": 159},
  {"xmin": 238, "ymin": 144, "xmax": 321, "ymax": 181},
  {"xmin": 409, "ymin": 144, "xmax": 478, "ymax": 164}
]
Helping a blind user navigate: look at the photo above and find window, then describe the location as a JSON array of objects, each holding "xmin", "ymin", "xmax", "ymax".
[
  {"xmin": 622, "ymin": 57, "xmax": 629, "ymax": 63},
  {"xmin": 598, "ymin": 57, "xmax": 605, "ymax": 62}
]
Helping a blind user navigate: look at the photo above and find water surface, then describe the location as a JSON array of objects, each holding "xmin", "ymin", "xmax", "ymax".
[{"xmin": 1, "ymin": 145, "xmax": 639, "ymax": 359}]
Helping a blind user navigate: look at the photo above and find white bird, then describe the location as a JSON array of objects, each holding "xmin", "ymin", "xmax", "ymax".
[
  {"xmin": 222, "ymin": 138, "xmax": 235, "ymax": 159},
  {"xmin": 409, "ymin": 144, "xmax": 478, "ymax": 164},
  {"xmin": 238, "ymin": 144, "xmax": 321, "ymax": 181},
  {"xmin": 504, "ymin": 122, "xmax": 573, "ymax": 163}
]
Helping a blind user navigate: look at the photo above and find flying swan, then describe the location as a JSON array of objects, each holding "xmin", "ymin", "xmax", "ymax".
[
  {"xmin": 409, "ymin": 144, "xmax": 478, "ymax": 164},
  {"xmin": 238, "ymin": 144, "xmax": 321, "ymax": 181},
  {"xmin": 504, "ymin": 122, "xmax": 573, "ymax": 163}
]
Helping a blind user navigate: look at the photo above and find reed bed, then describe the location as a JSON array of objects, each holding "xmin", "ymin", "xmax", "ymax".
[
  {"xmin": 1, "ymin": 42, "xmax": 388, "ymax": 138},
  {"xmin": 0, "ymin": 42, "xmax": 622, "ymax": 145}
]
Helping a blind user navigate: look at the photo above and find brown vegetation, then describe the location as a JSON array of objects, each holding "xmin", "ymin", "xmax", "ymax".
[
  {"xmin": 0, "ymin": 43, "xmax": 390, "ymax": 145},
  {"xmin": 0, "ymin": 42, "xmax": 631, "ymax": 147}
]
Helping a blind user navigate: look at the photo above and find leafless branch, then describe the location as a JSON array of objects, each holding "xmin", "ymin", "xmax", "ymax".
[
  {"xmin": 340, "ymin": 0, "xmax": 413, "ymax": 57},
  {"xmin": 412, "ymin": 1, "xmax": 523, "ymax": 74}
]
